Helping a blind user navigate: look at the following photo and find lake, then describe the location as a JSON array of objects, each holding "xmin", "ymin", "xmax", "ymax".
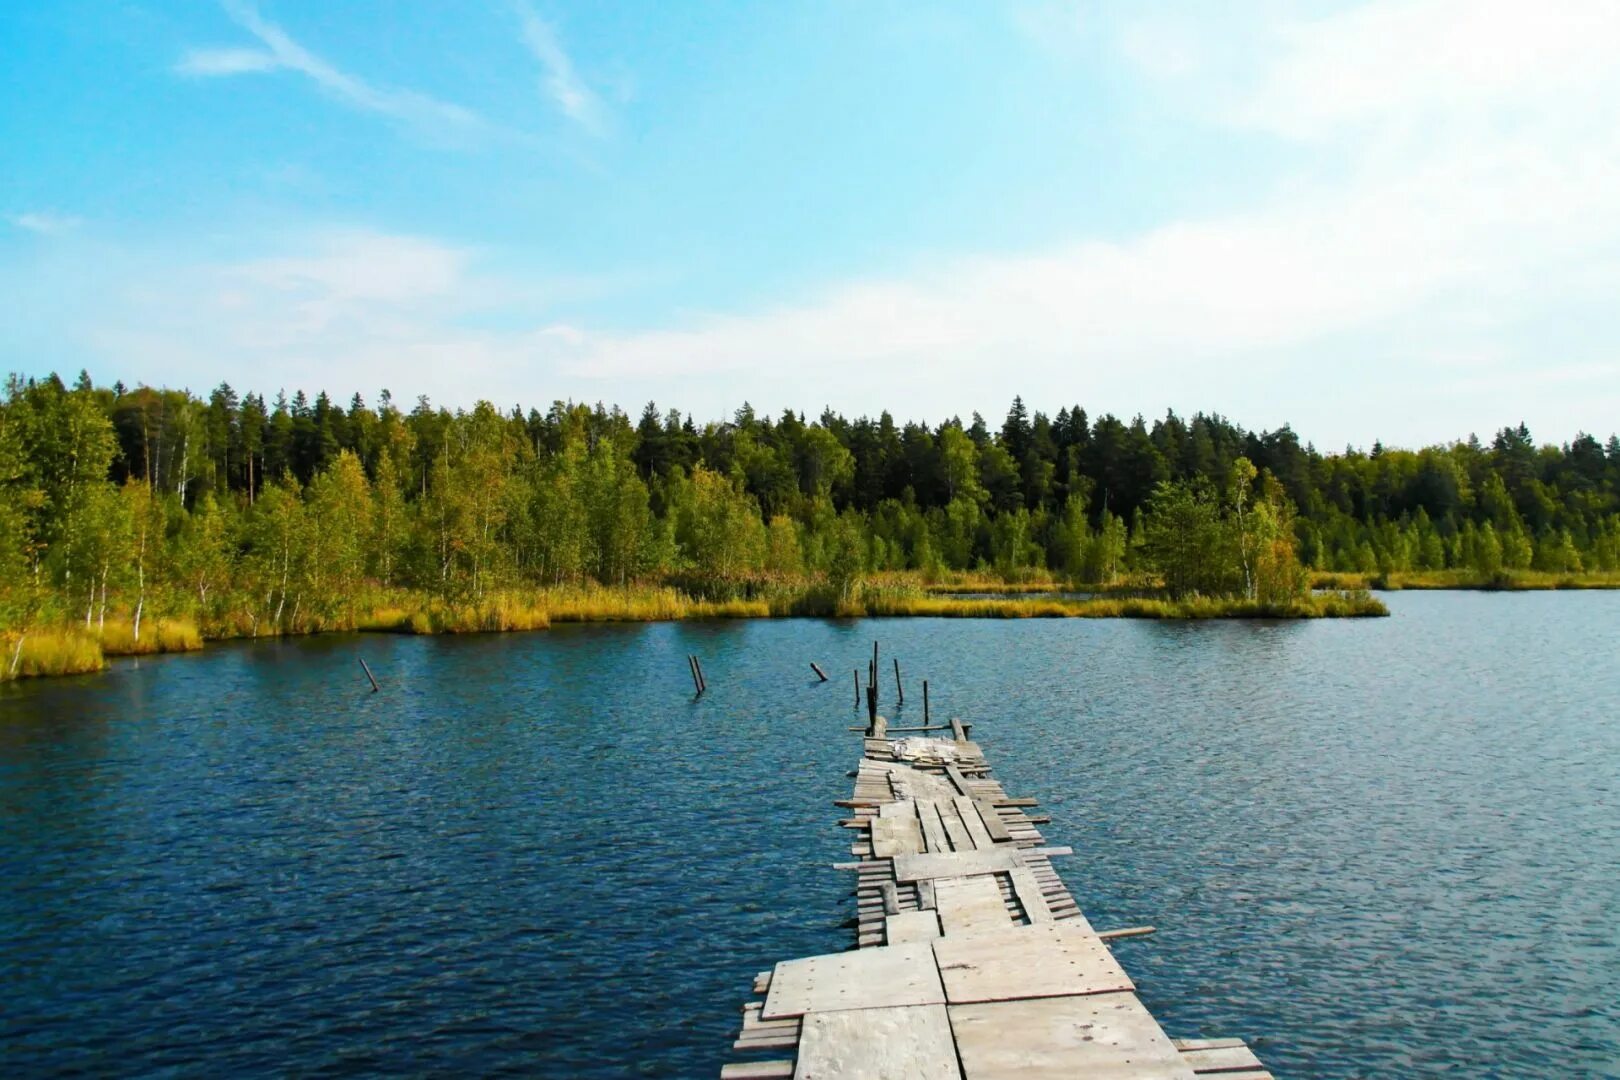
[{"xmin": 2, "ymin": 592, "xmax": 1617, "ymax": 1077}]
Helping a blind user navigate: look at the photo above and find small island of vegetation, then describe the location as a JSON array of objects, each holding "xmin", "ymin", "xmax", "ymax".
[{"xmin": 9, "ymin": 371, "xmax": 1617, "ymax": 680}]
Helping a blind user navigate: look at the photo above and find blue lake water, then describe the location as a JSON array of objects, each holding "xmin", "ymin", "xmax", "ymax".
[{"xmin": 2, "ymin": 592, "xmax": 1617, "ymax": 1077}]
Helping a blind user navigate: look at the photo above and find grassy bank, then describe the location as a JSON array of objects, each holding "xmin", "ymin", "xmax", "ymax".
[
  {"xmin": 1311, "ymin": 569, "xmax": 1620, "ymax": 591},
  {"xmin": 0, "ymin": 617, "xmax": 203, "ymax": 682},
  {"xmin": 2, "ymin": 581, "xmax": 1386, "ymax": 683},
  {"xmin": 865, "ymin": 590, "xmax": 1385, "ymax": 619}
]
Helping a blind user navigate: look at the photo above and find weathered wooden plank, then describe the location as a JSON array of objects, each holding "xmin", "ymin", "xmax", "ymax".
[
  {"xmin": 763, "ymin": 942, "xmax": 945, "ymax": 1019},
  {"xmin": 935, "ymin": 874, "xmax": 1012, "ymax": 936},
  {"xmin": 933, "ymin": 922, "xmax": 1131, "ymax": 1004},
  {"xmin": 720, "ymin": 1062, "xmax": 795, "ymax": 1080},
  {"xmin": 933, "ymin": 798, "xmax": 976, "ymax": 851},
  {"xmin": 949, "ymin": 993, "xmax": 1195, "ymax": 1079},
  {"xmin": 793, "ymin": 1004, "xmax": 961, "ymax": 1080},
  {"xmin": 878, "ymin": 798, "xmax": 914, "ymax": 819},
  {"xmin": 885, "ymin": 910, "xmax": 942, "ymax": 944},
  {"xmin": 953, "ymin": 796, "xmax": 995, "ymax": 850},
  {"xmin": 879, "ymin": 880, "xmax": 900, "ymax": 915},
  {"xmin": 915, "ymin": 800, "xmax": 952, "ymax": 854},
  {"xmin": 1006, "ymin": 867, "xmax": 1055, "ymax": 924},
  {"xmin": 871, "ymin": 815, "xmax": 925, "ymax": 858},
  {"xmin": 1180, "ymin": 1045, "xmax": 1265, "ymax": 1072},
  {"xmin": 892, "ymin": 849, "xmax": 1023, "ymax": 882},
  {"xmin": 1171, "ymin": 1039, "xmax": 1246, "ymax": 1051},
  {"xmin": 972, "ymin": 799, "xmax": 1014, "ymax": 843},
  {"xmin": 943, "ymin": 763, "xmax": 973, "ymax": 796}
]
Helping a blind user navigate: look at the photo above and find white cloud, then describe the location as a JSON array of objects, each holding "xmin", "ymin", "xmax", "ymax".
[
  {"xmin": 8, "ymin": 212, "xmax": 83, "ymax": 235},
  {"xmin": 514, "ymin": 5, "xmax": 608, "ymax": 134},
  {"xmin": 1231, "ymin": 0, "xmax": 1620, "ymax": 138},
  {"xmin": 175, "ymin": 46, "xmax": 279, "ymax": 76},
  {"xmin": 177, "ymin": 1, "xmax": 490, "ymax": 143},
  {"xmin": 33, "ymin": 1, "xmax": 1620, "ymax": 446}
]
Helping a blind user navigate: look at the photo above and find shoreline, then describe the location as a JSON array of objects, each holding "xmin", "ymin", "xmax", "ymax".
[{"xmin": 2, "ymin": 588, "xmax": 1386, "ymax": 683}]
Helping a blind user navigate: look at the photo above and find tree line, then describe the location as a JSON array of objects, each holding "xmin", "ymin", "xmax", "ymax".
[{"xmin": 2, "ymin": 371, "xmax": 1617, "ymax": 641}]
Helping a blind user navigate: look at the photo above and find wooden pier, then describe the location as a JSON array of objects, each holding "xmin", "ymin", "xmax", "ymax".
[{"xmin": 721, "ymin": 714, "xmax": 1272, "ymax": 1079}]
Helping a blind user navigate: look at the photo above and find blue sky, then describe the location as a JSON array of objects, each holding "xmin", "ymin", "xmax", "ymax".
[{"xmin": 3, "ymin": 1, "xmax": 1618, "ymax": 448}]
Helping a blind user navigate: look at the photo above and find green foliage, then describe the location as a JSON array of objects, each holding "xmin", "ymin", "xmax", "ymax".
[{"xmin": 0, "ymin": 373, "xmax": 1615, "ymax": 657}]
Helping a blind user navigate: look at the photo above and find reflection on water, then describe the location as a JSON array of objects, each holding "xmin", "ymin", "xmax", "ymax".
[{"xmin": 2, "ymin": 592, "xmax": 1617, "ymax": 1076}]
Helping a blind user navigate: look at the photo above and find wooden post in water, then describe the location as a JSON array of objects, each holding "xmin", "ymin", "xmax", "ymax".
[
  {"xmin": 689, "ymin": 655, "xmax": 703, "ymax": 695},
  {"xmin": 359, "ymin": 658, "xmax": 380, "ymax": 693},
  {"xmin": 923, "ymin": 680, "xmax": 930, "ymax": 724},
  {"xmin": 694, "ymin": 655, "xmax": 707, "ymax": 694},
  {"xmin": 810, "ymin": 662, "xmax": 829, "ymax": 682},
  {"xmin": 894, "ymin": 658, "xmax": 903, "ymax": 705},
  {"xmin": 854, "ymin": 668, "xmax": 860, "ymax": 707}
]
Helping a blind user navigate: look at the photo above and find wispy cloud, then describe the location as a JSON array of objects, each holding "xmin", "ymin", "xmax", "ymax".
[
  {"xmin": 514, "ymin": 5, "xmax": 608, "ymax": 135},
  {"xmin": 176, "ymin": 1, "xmax": 490, "ymax": 143},
  {"xmin": 8, "ymin": 211, "xmax": 83, "ymax": 235}
]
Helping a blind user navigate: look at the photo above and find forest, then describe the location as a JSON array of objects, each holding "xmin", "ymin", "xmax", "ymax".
[{"xmin": 4, "ymin": 370, "xmax": 1618, "ymax": 676}]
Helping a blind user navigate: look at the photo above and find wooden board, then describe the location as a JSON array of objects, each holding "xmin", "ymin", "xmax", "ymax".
[
  {"xmin": 763, "ymin": 943, "xmax": 946, "ymax": 1019},
  {"xmin": 953, "ymin": 796, "xmax": 995, "ymax": 850},
  {"xmin": 934, "ymin": 874, "xmax": 1011, "ymax": 936},
  {"xmin": 1180, "ymin": 1046, "xmax": 1265, "ymax": 1073},
  {"xmin": 793, "ymin": 1004, "xmax": 962, "ymax": 1080},
  {"xmin": 885, "ymin": 910, "xmax": 942, "ymax": 944},
  {"xmin": 933, "ymin": 799, "xmax": 975, "ymax": 851},
  {"xmin": 915, "ymin": 801, "xmax": 952, "ymax": 854},
  {"xmin": 972, "ymin": 799, "xmax": 1014, "ymax": 843},
  {"xmin": 932, "ymin": 922, "xmax": 1132, "ymax": 1003},
  {"xmin": 721, "ymin": 1063, "xmax": 794, "ymax": 1079},
  {"xmin": 872, "ymin": 815, "xmax": 925, "ymax": 858},
  {"xmin": 948, "ymin": 993, "xmax": 1196, "ymax": 1079},
  {"xmin": 892, "ymin": 849, "xmax": 1022, "ymax": 883},
  {"xmin": 1006, "ymin": 867, "xmax": 1055, "ymax": 924}
]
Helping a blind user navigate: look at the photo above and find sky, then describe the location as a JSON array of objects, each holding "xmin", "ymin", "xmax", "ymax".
[{"xmin": 3, "ymin": 0, "xmax": 1619, "ymax": 450}]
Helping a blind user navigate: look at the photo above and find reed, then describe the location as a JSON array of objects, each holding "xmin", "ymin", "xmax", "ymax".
[
  {"xmin": 99, "ymin": 617, "xmax": 204, "ymax": 656},
  {"xmin": 1, "ymin": 629, "xmax": 106, "ymax": 680},
  {"xmin": 1315, "ymin": 569, "xmax": 1620, "ymax": 591},
  {"xmin": 858, "ymin": 589, "xmax": 1387, "ymax": 619}
]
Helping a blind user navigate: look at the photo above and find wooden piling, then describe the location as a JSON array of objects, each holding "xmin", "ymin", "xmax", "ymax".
[
  {"xmin": 854, "ymin": 669, "xmax": 860, "ymax": 707},
  {"xmin": 358, "ymin": 658, "xmax": 380, "ymax": 693},
  {"xmin": 810, "ymin": 662, "xmax": 829, "ymax": 682},
  {"xmin": 694, "ymin": 655, "xmax": 707, "ymax": 693},
  {"xmin": 893, "ymin": 658, "xmax": 903, "ymax": 704},
  {"xmin": 922, "ymin": 680, "xmax": 929, "ymax": 724},
  {"xmin": 689, "ymin": 655, "xmax": 703, "ymax": 695}
]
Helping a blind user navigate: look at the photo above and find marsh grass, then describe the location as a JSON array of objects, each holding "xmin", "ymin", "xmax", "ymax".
[
  {"xmin": 860, "ymin": 589, "xmax": 1386, "ymax": 619},
  {"xmin": 1, "ymin": 630, "xmax": 106, "ymax": 680},
  {"xmin": 99, "ymin": 617, "xmax": 204, "ymax": 656},
  {"xmin": 1312, "ymin": 569, "xmax": 1620, "ymax": 591},
  {"xmin": 2, "ymin": 579, "xmax": 1386, "ymax": 684}
]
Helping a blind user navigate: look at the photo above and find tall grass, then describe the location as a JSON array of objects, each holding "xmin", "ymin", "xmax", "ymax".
[
  {"xmin": 860, "ymin": 588, "xmax": 1387, "ymax": 619},
  {"xmin": 357, "ymin": 585, "xmax": 774, "ymax": 634},
  {"xmin": 1312, "ymin": 569, "xmax": 1620, "ymax": 591},
  {"xmin": 0, "ymin": 578, "xmax": 1387, "ymax": 684},
  {"xmin": 1, "ymin": 630, "xmax": 106, "ymax": 681},
  {"xmin": 99, "ymin": 617, "xmax": 204, "ymax": 656}
]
